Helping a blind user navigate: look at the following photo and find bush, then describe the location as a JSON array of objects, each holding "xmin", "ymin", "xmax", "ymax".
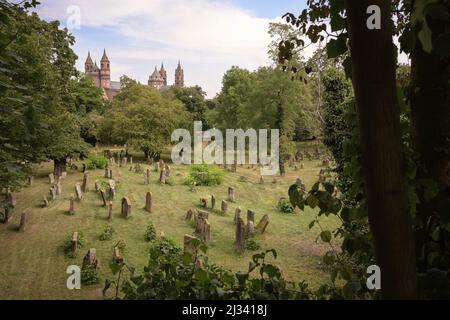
[
  {"xmin": 246, "ymin": 238, "xmax": 261, "ymax": 251},
  {"xmin": 99, "ymin": 225, "xmax": 114, "ymax": 241},
  {"xmin": 81, "ymin": 265, "xmax": 98, "ymax": 285},
  {"xmin": 144, "ymin": 223, "xmax": 156, "ymax": 242},
  {"xmin": 277, "ymin": 198, "xmax": 294, "ymax": 214},
  {"xmin": 185, "ymin": 164, "xmax": 224, "ymax": 186},
  {"xmin": 86, "ymin": 154, "xmax": 109, "ymax": 170}
]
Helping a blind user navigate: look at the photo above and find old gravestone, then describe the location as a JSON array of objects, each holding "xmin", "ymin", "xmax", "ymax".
[
  {"xmin": 18, "ymin": 209, "xmax": 30, "ymax": 232},
  {"xmin": 108, "ymin": 201, "xmax": 113, "ymax": 221},
  {"xmin": 183, "ymin": 234, "xmax": 198, "ymax": 261},
  {"xmin": 48, "ymin": 173, "xmax": 55, "ymax": 184},
  {"xmin": 49, "ymin": 186, "xmax": 57, "ymax": 202},
  {"xmin": 259, "ymin": 176, "xmax": 264, "ymax": 184},
  {"xmin": 144, "ymin": 169, "xmax": 150, "ymax": 185},
  {"xmin": 234, "ymin": 206, "xmax": 241, "ymax": 225},
  {"xmin": 210, "ymin": 195, "xmax": 216, "ymax": 210},
  {"xmin": 113, "ymin": 247, "xmax": 124, "ymax": 264},
  {"xmin": 145, "ymin": 192, "xmax": 152, "ymax": 213},
  {"xmin": 159, "ymin": 169, "xmax": 166, "ymax": 184},
  {"xmin": 154, "ymin": 162, "xmax": 159, "ymax": 172},
  {"xmin": 235, "ymin": 217, "xmax": 245, "ymax": 255},
  {"xmin": 185, "ymin": 208, "xmax": 196, "ymax": 221},
  {"xmin": 108, "ymin": 180, "xmax": 116, "ymax": 200},
  {"xmin": 104, "ymin": 168, "xmax": 109, "ymax": 178},
  {"xmin": 6, "ymin": 191, "xmax": 17, "ymax": 207},
  {"xmin": 69, "ymin": 195, "xmax": 75, "ymax": 215},
  {"xmin": 129, "ymin": 157, "xmax": 133, "ymax": 165},
  {"xmin": 221, "ymin": 200, "xmax": 228, "ymax": 215},
  {"xmin": 247, "ymin": 210, "xmax": 255, "ymax": 224},
  {"xmin": 165, "ymin": 164, "xmax": 171, "ymax": 177},
  {"xmin": 71, "ymin": 232, "xmax": 78, "ymax": 253},
  {"xmin": 99, "ymin": 189, "xmax": 107, "ymax": 206},
  {"xmin": 228, "ymin": 187, "xmax": 235, "ymax": 202},
  {"xmin": 82, "ymin": 248, "xmax": 99, "ymax": 270},
  {"xmin": 82, "ymin": 172, "xmax": 89, "ymax": 192},
  {"xmin": 27, "ymin": 175, "xmax": 34, "ymax": 186},
  {"xmin": 244, "ymin": 221, "xmax": 255, "ymax": 239},
  {"xmin": 256, "ymin": 214, "xmax": 270, "ymax": 234},
  {"xmin": 61, "ymin": 172, "xmax": 67, "ymax": 179},
  {"xmin": 201, "ymin": 219, "xmax": 211, "ymax": 242},
  {"xmin": 94, "ymin": 180, "xmax": 100, "ymax": 191},
  {"xmin": 200, "ymin": 198, "xmax": 208, "ymax": 208},
  {"xmin": 43, "ymin": 197, "xmax": 49, "ymax": 208},
  {"xmin": 75, "ymin": 184, "xmax": 83, "ymax": 201},
  {"xmin": 56, "ymin": 181, "xmax": 62, "ymax": 195},
  {"xmin": 121, "ymin": 197, "xmax": 132, "ymax": 218}
]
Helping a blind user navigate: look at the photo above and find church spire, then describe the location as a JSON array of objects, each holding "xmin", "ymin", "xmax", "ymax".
[{"xmin": 101, "ymin": 49, "xmax": 109, "ymax": 62}]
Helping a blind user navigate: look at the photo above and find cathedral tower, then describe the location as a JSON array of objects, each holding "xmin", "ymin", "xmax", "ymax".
[
  {"xmin": 159, "ymin": 62, "xmax": 167, "ymax": 87},
  {"xmin": 148, "ymin": 66, "xmax": 165, "ymax": 90},
  {"xmin": 174, "ymin": 60, "xmax": 184, "ymax": 87},
  {"xmin": 99, "ymin": 49, "xmax": 111, "ymax": 89}
]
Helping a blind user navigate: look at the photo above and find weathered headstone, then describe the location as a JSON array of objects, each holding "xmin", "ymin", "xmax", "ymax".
[
  {"xmin": 154, "ymin": 162, "xmax": 159, "ymax": 172},
  {"xmin": 6, "ymin": 191, "xmax": 16, "ymax": 207},
  {"xmin": 56, "ymin": 182, "xmax": 62, "ymax": 195},
  {"xmin": 69, "ymin": 195, "xmax": 75, "ymax": 215},
  {"xmin": 200, "ymin": 198, "xmax": 208, "ymax": 208},
  {"xmin": 234, "ymin": 206, "xmax": 241, "ymax": 225},
  {"xmin": 108, "ymin": 201, "xmax": 113, "ymax": 221},
  {"xmin": 211, "ymin": 195, "xmax": 216, "ymax": 210},
  {"xmin": 256, "ymin": 214, "xmax": 270, "ymax": 234},
  {"xmin": 159, "ymin": 169, "xmax": 166, "ymax": 184},
  {"xmin": 43, "ymin": 197, "xmax": 49, "ymax": 208},
  {"xmin": 129, "ymin": 157, "xmax": 133, "ymax": 165},
  {"xmin": 49, "ymin": 186, "xmax": 57, "ymax": 202},
  {"xmin": 75, "ymin": 184, "xmax": 83, "ymax": 201},
  {"xmin": 61, "ymin": 172, "xmax": 67, "ymax": 179},
  {"xmin": 27, "ymin": 175, "xmax": 34, "ymax": 186},
  {"xmin": 121, "ymin": 197, "xmax": 132, "ymax": 218},
  {"xmin": 99, "ymin": 189, "xmax": 107, "ymax": 206},
  {"xmin": 165, "ymin": 164, "xmax": 171, "ymax": 177},
  {"xmin": 104, "ymin": 168, "xmax": 109, "ymax": 178},
  {"xmin": 71, "ymin": 232, "xmax": 78, "ymax": 253},
  {"xmin": 94, "ymin": 180, "xmax": 100, "ymax": 191},
  {"xmin": 82, "ymin": 172, "xmax": 89, "ymax": 192},
  {"xmin": 113, "ymin": 247, "xmax": 124, "ymax": 264},
  {"xmin": 49, "ymin": 173, "xmax": 55, "ymax": 184},
  {"xmin": 145, "ymin": 192, "xmax": 152, "ymax": 213},
  {"xmin": 247, "ymin": 210, "xmax": 255, "ymax": 224},
  {"xmin": 19, "ymin": 209, "xmax": 30, "ymax": 231},
  {"xmin": 202, "ymin": 219, "xmax": 211, "ymax": 242},
  {"xmin": 228, "ymin": 187, "xmax": 235, "ymax": 202},
  {"xmin": 185, "ymin": 208, "xmax": 196, "ymax": 221},
  {"xmin": 183, "ymin": 234, "xmax": 198, "ymax": 261},
  {"xmin": 120, "ymin": 157, "xmax": 128, "ymax": 167},
  {"xmin": 107, "ymin": 180, "xmax": 116, "ymax": 200},
  {"xmin": 82, "ymin": 248, "xmax": 99, "ymax": 270},
  {"xmin": 244, "ymin": 221, "xmax": 255, "ymax": 239},
  {"xmin": 144, "ymin": 169, "xmax": 150, "ymax": 185},
  {"xmin": 259, "ymin": 176, "xmax": 264, "ymax": 184},
  {"xmin": 2, "ymin": 205, "xmax": 13, "ymax": 223},
  {"xmin": 235, "ymin": 217, "xmax": 245, "ymax": 255},
  {"xmin": 221, "ymin": 200, "xmax": 228, "ymax": 215}
]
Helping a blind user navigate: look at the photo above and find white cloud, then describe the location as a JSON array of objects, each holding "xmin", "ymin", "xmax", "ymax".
[{"xmin": 36, "ymin": 0, "xmax": 278, "ymax": 97}]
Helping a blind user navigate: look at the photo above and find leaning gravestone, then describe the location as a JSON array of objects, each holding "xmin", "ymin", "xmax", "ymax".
[
  {"xmin": 221, "ymin": 200, "xmax": 228, "ymax": 215},
  {"xmin": 75, "ymin": 184, "xmax": 83, "ymax": 201},
  {"xmin": 235, "ymin": 217, "xmax": 245, "ymax": 255},
  {"xmin": 99, "ymin": 189, "xmax": 107, "ymax": 206},
  {"xmin": 228, "ymin": 187, "xmax": 235, "ymax": 202},
  {"xmin": 256, "ymin": 214, "xmax": 270, "ymax": 234},
  {"xmin": 19, "ymin": 209, "xmax": 30, "ymax": 231},
  {"xmin": 145, "ymin": 192, "xmax": 152, "ymax": 213},
  {"xmin": 121, "ymin": 197, "xmax": 132, "ymax": 218},
  {"xmin": 49, "ymin": 173, "xmax": 55, "ymax": 184}
]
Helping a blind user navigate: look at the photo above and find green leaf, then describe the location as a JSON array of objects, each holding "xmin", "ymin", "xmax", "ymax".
[
  {"xmin": 320, "ymin": 230, "xmax": 332, "ymax": 243},
  {"xmin": 326, "ymin": 37, "xmax": 347, "ymax": 58},
  {"xmin": 109, "ymin": 262, "xmax": 122, "ymax": 275},
  {"xmin": 330, "ymin": 15, "xmax": 346, "ymax": 32},
  {"xmin": 306, "ymin": 194, "xmax": 319, "ymax": 208}
]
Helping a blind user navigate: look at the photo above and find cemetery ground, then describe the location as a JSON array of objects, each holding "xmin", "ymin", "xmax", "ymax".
[{"xmin": 0, "ymin": 146, "xmax": 339, "ymax": 299}]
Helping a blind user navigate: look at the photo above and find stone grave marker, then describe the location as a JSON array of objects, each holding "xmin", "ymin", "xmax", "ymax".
[
  {"xmin": 82, "ymin": 172, "xmax": 89, "ymax": 192},
  {"xmin": 211, "ymin": 195, "xmax": 216, "ymax": 210},
  {"xmin": 82, "ymin": 248, "xmax": 99, "ymax": 270},
  {"xmin": 108, "ymin": 201, "xmax": 113, "ymax": 221},
  {"xmin": 99, "ymin": 189, "xmax": 107, "ymax": 206},
  {"xmin": 121, "ymin": 197, "xmax": 132, "ymax": 218},
  {"xmin": 75, "ymin": 184, "xmax": 83, "ymax": 201},
  {"xmin": 69, "ymin": 195, "xmax": 75, "ymax": 215},
  {"xmin": 256, "ymin": 214, "xmax": 270, "ymax": 234},
  {"xmin": 56, "ymin": 182, "xmax": 62, "ymax": 195},
  {"xmin": 113, "ymin": 247, "xmax": 124, "ymax": 264},
  {"xmin": 228, "ymin": 187, "xmax": 235, "ymax": 202},
  {"xmin": 145, "ymin": 192, "xmax": 152, "ymax": 213},
  {"xmin": 221, "ymin": 200, "xmax": 228, "ymax": 215},
  {"xmin": 49, "ymin": 173, "xmax": 55, "ymax": 184},
  {"xmin": 159, "ymin": 169, "xmax": 166, "ymax": 184},
  {"xmin": 234, "ymin": 206, "xmax": 241, "ymax": 225},
  {"xmin": 18, "ymin": 209, "xmax": 30, "ymax": 232},
  {"xmin": 247, "ymin": 210, "xmax": 255, "ymax": 224},
  {"xmin": 235, "ymin": 217, "xmax": 245, "ymax": 255},
  {"xmin": 27, "ymin": 176, "xmax": 34, "ymax": 186},
  {"xmin": 183, "ymin": 234, "xmax": 198, "ymax": 261},
  {"xmin": 71, "ymin": 232, "xmax": 78, "ymax": 253}
]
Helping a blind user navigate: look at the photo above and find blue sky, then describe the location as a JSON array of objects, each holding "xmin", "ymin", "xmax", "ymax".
[{"xmin": 36, "ymin": 0, "xmax": 309, "ymax": 97}]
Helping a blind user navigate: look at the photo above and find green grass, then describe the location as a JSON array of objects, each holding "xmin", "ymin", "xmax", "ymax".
[{"xmin": 0, "ymin": 155, "xmax": 339, "ymax": 299}]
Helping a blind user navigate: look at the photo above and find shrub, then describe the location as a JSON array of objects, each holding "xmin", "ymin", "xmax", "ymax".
[
  {"xmin": 144, "ymin": 223, "xmax": 156, "ymax": 242},
  {"xmin": 185, "ymin": 164, "xmax": 224, "ymax": 186},
  {"xmin": 81, "ymin": 265, "xmax": 98, "ymax": 285},
  {"xmin": 99, "ymin": 225, "xmax": 114, "ymax": 241},
  {"xmin": 246, "ymin": 238, "xmax": 261, "ymax": 251},
  {"xmin": 277, "ymin": 198, "xmax": 294, "ymax": 214},
  {"xmin": 86, "ymin": 154, "xmax": 109, "ymax": 170}
]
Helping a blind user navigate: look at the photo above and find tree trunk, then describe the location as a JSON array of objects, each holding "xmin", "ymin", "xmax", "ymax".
[
  {"xmin": 54, "ymin": 158, "xmax": 67, "ymax": 177},
  {"xmin": 345, "ymin": 0, "xmax": 417, "ymax": 298},
  {"xmin": 277, "ymin": 90, "xmax": 286, "ymax": 176},
  {"xmin": 410, "ymin": 14, "xmax": 449, "ymax": 193}
]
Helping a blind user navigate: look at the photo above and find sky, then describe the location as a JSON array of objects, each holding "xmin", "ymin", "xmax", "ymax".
[{"xmin": 34, "ymin": 0, "xmax": 309, "ymax": 97}]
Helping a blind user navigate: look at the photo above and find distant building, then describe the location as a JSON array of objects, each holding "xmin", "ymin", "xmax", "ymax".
[{"xmin": 85, "ymin": 50, "xmax": 185, "ymax": 101}]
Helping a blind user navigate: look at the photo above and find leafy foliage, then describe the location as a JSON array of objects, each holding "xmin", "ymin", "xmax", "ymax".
[
  {"xmin": 185, "ymin": 164, "xmax": 224, "ymax": 186},
  {"xmin": 63, "ymin": 232, "xmax": 86, "ymax": 259},
  {"xmin": 99, "ymin": 225, "xmax": 114, "ymax": 241},
  {"xmin": 144, "ymin": 223, "xmax": 156, "ymax": 242},
  {"xmin": 277, "ymin": 198, "xmax": 295, "ymax": 214},
  {"xmin": 86, "ymin": 154, "xmax": 109, "ymax": 170},
  {"xmin": 81, "ymin": 265, "xmax": 98, "ymax": 285}
]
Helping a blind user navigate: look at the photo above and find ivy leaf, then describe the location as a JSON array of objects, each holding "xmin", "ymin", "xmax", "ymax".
[
  {"xmin": 326, "ymin": 37, "xmax": 347, "ymax": 58},
  {"xmin": 320, "ymin": 230, "xmax": 332, "ymax": 243}
]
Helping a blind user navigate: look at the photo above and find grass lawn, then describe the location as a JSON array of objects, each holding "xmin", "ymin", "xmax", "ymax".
[{"xmin": 0, "ymin": 150, "xmax": 339, "ymax": 299}]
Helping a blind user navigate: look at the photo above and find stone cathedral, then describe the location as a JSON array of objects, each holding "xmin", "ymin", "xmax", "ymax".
[{"xmin": 85, "ymin": 49, "xmax": 185, "ymax": 100}]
